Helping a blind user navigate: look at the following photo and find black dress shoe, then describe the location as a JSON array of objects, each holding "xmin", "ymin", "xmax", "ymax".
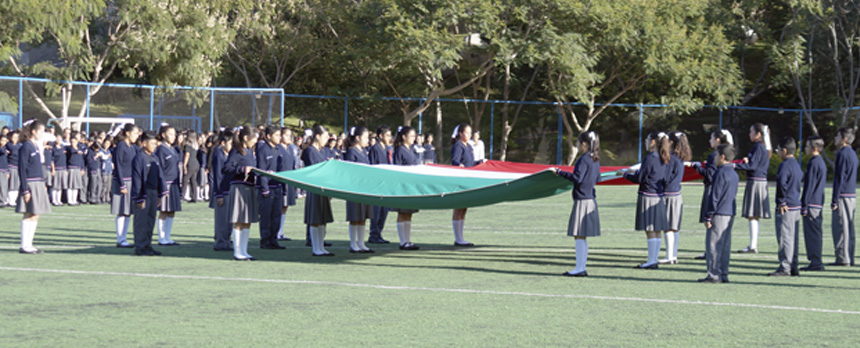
[
  {"xmin": 150, "ymin": 249, "xmax": 162, "ymax": 256},
  {"xmin": 19, "ymin": 248, "xmax": 44, "ymax": 254},
  {"xmin": 312, "ymin": 252, "xmax": 335, "ymax": 257},
  {"xmin": 277, "ymin": 236, "xmax": 292, "ymax": 241},
  {"xmin": 233, "ymin": 256, "xmax": 252, "ymax": 261},
  {"xmin": 562, "ymin": 271, "xmax": 588, "ymax": 277},
  {"xmin": 454, "ymin": 242, "xmax": 475, "ymax": 247},
  {"xmin": 790, "ymin": 270, "xmax": 800, "ymax": 277},
  {"xmin": 720, "ymin": 278, "xmax": 730, "ymax": 283},
  {"xmin": 399, "ymin": 243, "xmax": 420, "ymax": 250},
  {"xmin": 799, "ymin": 266, "xmax": 825, "ymax": 271},
  {"xmin": 135, "ymin": 249, "xmax": 155, "ymax": 256},
  {"xmin": 694, "ymin": 254, "xmax": 706, "ymax": 260},
  {"xmin": 737, "ymin": 247, "xmax": 758, "ymax": 254},
  {"xmin": 359, "ymin": 249, "xmax": 375, "ymax": 254},
  {"xmin": 367, "ymin": 237, "xmax": 390, "ymax": 244},
  {"xmin": 698, "ymin": 277, "xmax": 721, "ymax": 283},
  {"xmin": 827, "ymin": 262, "xmax": 850, "ymax": 266},
  {"xmin": 349, "ymin": 248, "xmax": 361, "ymax": 254},
  {"xmin": 635, "ymin": 262, "xmax": 658, "ymax": 269},
  {"xmin": 116, "ymin": 243, "xmax": 134, "ymax": 248},
  {"xmin": 260, "ymin": 244, "xmax": 286, "ymax": 250},
  {"xmin": 767, "ymin": 271, "xmax": 791, "ymax": 277},
  {"xmin": 213, "ymin": 247, "xmax": 234, "ymax": 251}
]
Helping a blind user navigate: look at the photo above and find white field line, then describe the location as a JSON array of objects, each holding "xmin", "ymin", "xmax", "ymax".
[{"xmin": 0, "ymin": 266, "xmax": 857, "ymax": 315}]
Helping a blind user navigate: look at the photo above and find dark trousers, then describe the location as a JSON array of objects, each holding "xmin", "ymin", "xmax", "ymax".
[
  {"xmin": 133, "ymin": 189, "xmax": 158, "ymax": 253},
  {"xmin": 258, "ymin": 186, "xmax": 283, "ymax": 247},
  {"xmin": 370, "ymin": 205, "xmax": 389, "ymax": 238},
  {"xmin": 706, "ymin": 215, "xmax": 733, "ymax": 281},
  {"xmin": 213, "ymin": 201, "xmax": 232, "ymax": 249},
  {"xmin": 775, "ymin": 210, "xmax": 800, "ymax": 273},
  {"xmin": 183, "ymin": 164, "xmax": 200, "ymax": 202},
  {"xmin": 832, "ymin": 197, "xmax": 856, "ymax": 265},
  {"xmin": 87, "ymin": 171, "xmax": 102, "ymax": 203},
  {"xmin": 802, "ymin": 208, "xmax": 824, "ymax": 268}
]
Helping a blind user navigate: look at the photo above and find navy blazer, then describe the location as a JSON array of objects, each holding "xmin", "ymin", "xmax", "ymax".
[
  {"xmin": 706, "ymin": 164, "xmax": 739, "ymax": 220},
  {"xmin": 801, "ymin": 155, "xmax": 826, "ymax": 213},
  {"xmin": 131, "ymin": 150, "xmax": 167, "ymax": 203},
  {"xmin": 557, "ymin": 152, "xmax": 599, "ymax": 200}
]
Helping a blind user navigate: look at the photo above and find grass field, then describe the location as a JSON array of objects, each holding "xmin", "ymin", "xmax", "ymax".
[{"xmin": 1, "ymin": 184, "xmax": 858, "ymax": 347}]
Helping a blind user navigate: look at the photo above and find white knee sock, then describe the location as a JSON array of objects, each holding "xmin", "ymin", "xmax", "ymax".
[
  {"xmin": 664, "ymin": 232, "xmax": 676, "ymax": 260},
  {"xmin": 672, "ymin": 232, "xmax": 679, "ymax": 260},
  {"xmin": 165, "ymin": 217, "xmax": 175, "ymax": 242},
  {"xmin": 232, "ymin": 228, "xmax": 244, "ymax": 259},
  {"xmin": 348, "ymin": 224, "xmax": 358, "ymax": 250},
  {"xmin": 9, "ymin": 190, "xmax": 18, "ymax": 206},
  {"xmin": 397, "ymin": 222, "xmax": 406, "ymax": 246},
  {"xmin": 115, "ymin": 216, "xmax": 127, "ymax": 243},
  {"xmin": 241, "ymin": 228, "xmax": 251, "ymax": 258},
  {"xmin": 309, "ymin": 226, "xmax": 321, "ymax": 254},
  {"xmin": 404, "ymin": 221, "xmax": 412, "ymax": 244},
  {"xmin": 749, "ymin": 220, "xmax": 759, "ymax": 249},
  {"xmin": 357, "ymin": 225, "xmax": 369, "ymax": 251},
  {"xmin": 647, "ymin": 237, "xmax": 661, "ymax": 265},
  {"xmin": 317, "ymin": 225, "xmax": 329, "ymax": 254},
  {"xmin": 277, "ymin": 214, "xmax": 286, "ymax": 238},
  {"xmin": 452, "ymin": 219, "xmax": 467, "ymax": 243},
  {"xmin": 573, "ymin": 239, "xmax": 588, "ymax": 273},
  {"xmin": 69, "ymin": 189, "xmax": 78, "ymax": 204},
  {"xmin": 20, "ymin": 220, "xmax": 37, "ymax": 251},
  {"xmin": 157, "ymin": 219, "xmax": 167, "ymax": 243}
]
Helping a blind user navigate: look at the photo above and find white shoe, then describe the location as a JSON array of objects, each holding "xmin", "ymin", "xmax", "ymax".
[{"xmin": 658, "ymin": 258, "xmax": 678, "ymax": 265}]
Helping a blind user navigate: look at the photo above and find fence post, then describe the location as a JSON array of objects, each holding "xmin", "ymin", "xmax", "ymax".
[
  {"xmin": 557, "ymin": 104, "xmax": 563, "ymax": 165},
  {"xmin": 209, "ymin": 90, "xmax": 215, "ymax": 132},
  {"xmin": 489, "ymin": 101, "xmax": 494, "ymax": 160},
  {"xmin": 267, "ymin": 95, "xmax": 273, "ymax": 125},
  {"xmin": 280, "ymin": 90, "xmax": 285, "ymax": 127},
  {"xmin": 418, "ymin": 100, "xmax": 423, "ymax": 134},
  {"xmin": 18, "ymin": 79, "xmax": 22, "ymax": 128},
  {"xmin": 148, "ymin": 88, "xmax": 154, "ymax": 131},
  {"xmin": 85, "ymin": 85, "xmax": 91, "ymax": 134},
  {"xmin": 638, "ymin": 104, "xmax": 643, "ymax": 163},
  {"xmin": 251, "ymin": 95, "xmax": 257, "ymax": 127}
]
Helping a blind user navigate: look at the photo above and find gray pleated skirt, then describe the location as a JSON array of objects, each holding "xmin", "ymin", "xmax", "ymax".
[
  {"xmin": 346, "ymin": 200, "xmax": 373, "ymax": 222},
  {"xmin": 67, "ymin": 169, "xmax": 84, "ymax": 189},
  {"xmin": 568, "ymin": 198, "xmax": 600, "ymax": 237},
  {"xmin": 158, "ymin": 182, "xmax": 182, "ymax": 212},
  {"xmin": 9, "ymin": 167, "xmax": 19, "ymax": 191},
  {"xmin": 635, "ymin": 194, "xmax": 669, "ymax": 231},
  {"xmin": 283, "ymin": 185, "xmax": 296, "ymax": 207},
  {"xmin": 742, "ymin": 180, "xmax": 771, "ymax": 219},
  {"xmin": 43, "ymin": 165, "xmax": 52, "ymax": 185},
  {"xmin": 198, "ymin": 168, "xmax": 208, "ymax": 186},
  {"xmin": 304, "ymin": 192, "xmax": 333, "ymax": 225},
  {"xmin": 664, "ymin": 195, "xmax": 683, "ymax": 231},
  {"xmin": 698, "ymin": 184, "xmax": 711, "ymax": 223},
  {"xmin": 228, "ymin": 184, "xmax": 259, "ymax": 224},
  {"xmin": 53, "ymin": 169, "xmax": 68, "ymax": 190},
  {"xmin": 16, "ymin": 181, "xmax": 51, "ymax": 215},
  {"xmin": 111, "ymin": 179, "xmax": 133, "ymax": 216}
]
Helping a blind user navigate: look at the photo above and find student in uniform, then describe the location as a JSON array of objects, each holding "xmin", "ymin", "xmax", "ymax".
[
  {"xmin": 555, "ymin": 131, "xmax": 601, "ymax": 277},
  {"xmin": 660, "ymin": 131, "xmax": 692, "ymax": 264},
  {"xmin": 700, "ymin": 144, "xmax": 739, "ymax": 283},
  {"xmin": 100, "ymin": 138, "xmax": 112, "ymax": 203},
  {"xmin": 43, "ymin": 141, "xmax": 54, "ymax": 204},
  {"xmin": 182, "ymin": 132, "xmax": 200, "ymax": 202},
  {"xmin": 830, "ymin": 127, "xmax": 857, "ymax": 267},
  {"xmin": 367, "ymin": 125, "xmax": 392, "ymax": 244},
  {"xmin": 17, "ymin": 119, "xmax": 50, "ymax": 254},
  {"xmin": 800, "ymin": 136, "xmax": 826, "ymax": 271},
  {"xmin": 111, "ymin": 124, "xmax": 141, "ymax": 248},
  {"xmin": 85, "ymin": 140, "xmax": 103, "ymax": 204},
  {"xmin": 197, "ymin": 135, "xmax": 209, "ymax": 202},
  {"xmin": 302, "ymin": 124, "xmax": 335, "ymax": 256},
  {"xmin": 51, "ymin": 134, "xmax": 69, "ymax": 206},
  {"xmin": 276, "ymin": 128, "xmax": 296, "ymax": 241},
  {"xmin": 0, "ymin": 135, "xmax": 8, "ymax": 207},
  {"xmin": 7, "ymin": 131, "xmax": 22, "ymax": 206},
  {"xmin": 65, "ymin": 132, "xmax": 86, "ymax": 206},
  {"xmin": 734, "ymin": 123, "xmax": 772, "ymax": 254},
  {"xmin": 256, "ymin": 125, "xmax": 285, "ymax": 250},
  {"xmin": 225, "ymin": 126, "xmax": 259, "ymax": 260},
  {"xmin": 155, "ymin": 124, "xmax": 181, "ymax": 246},
  {"xmin": 770, "ymin": 137, "xmax": 802, "ymax": 277},
  {"xmin": 451, "ymin": 123, "xmax": 483, "ymax": 247},
  {"xmin": 344, "ymin": 126, "xmax": 374, "ymax": 253},
  {"xmin": 131, "ymin": 131, "xmax": 168, "ymax": 256},
  {"xmin": 209, "ymin": 130, "xmax": 233, "ymax": 251},
  {"xmin": 692, "ymin": 130, "xmax": 733, "ymax": 260},
  {"xmin": 391, "ymin": 126, "xmax": 421, "ymax": 250},
  {"xmin": 423, "ymin": 133, "xmax": 436, "ymax": 164},
  {"xmin": 623, "ymin": 132, "xmax": 671, "ymax": 269}
]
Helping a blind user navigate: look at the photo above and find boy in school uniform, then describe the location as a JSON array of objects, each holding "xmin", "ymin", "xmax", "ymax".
[
  {"xmin": 801, "ymin": 136, "xmax": 827, "ymax": 271},
  {"xmin": 700, "ymin": 144, "xmax": 738, "ymax": 283},
  {"xmin": 132, "ymin": 132, "xmax": 168, "ymax": 256},
  {"xmin": 830, "ymin": 127, "xmax": 858, "ymax": 266},
  {"xmin": 367, "ymin": 125, "xmax": 392, "ymax": 244},
  {"xmin": 770, "ymin": 137, "xmax": 802, "ymax": 277}
]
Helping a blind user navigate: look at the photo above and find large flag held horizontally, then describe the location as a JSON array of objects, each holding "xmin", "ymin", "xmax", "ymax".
[{"xmin": 254, "ymin": 160, "xmax": 573, "ymax": 210}]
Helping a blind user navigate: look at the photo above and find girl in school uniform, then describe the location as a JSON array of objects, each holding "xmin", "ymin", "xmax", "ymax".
[
  {"xmin": 65, "ymin": 132, "xmax": 86, "ymax": 206},
  {"xmin": 111, "ymin": 124, "xmax": 141, "ymax": 248},
  {"xmin": 43, "ymin": 141, "xmax": 54, "ymax": 202},
  {"xmin": 734, "ymin": 123, "xmax": 772, "ymax": 254},
  {"xmin": 224, "ymin": 126, "xmax": 259, "ymax": 260},
  {"xmin": 182, "ymin": 132, "xmax": 200, "ymax": 202},
  {"xmin": 155, "ymin": 124, "xmax": 182, "ymax": 246},
  {"xmin": 17, "ymin": 119, "xmax": 50, "ymax": 254},
  {"xmin": 555, "ymin": 131, "xmax": 601, "ymax": 277},
  {"xmin": 659, "ymin": 132, "xmax": 692, "ymax": 264},
  {"xmin": 7, "ymin": 131, "xmax": 22, "ymax": 206},
  {"xmin": 344, "ymin": 126, "xmax": 374, "ymax": 253},
  {"xmin": 623, "ymin": 132, "xmax": 671, "ymax": 269},
  {"xmin": 197, "ymin": 135, "xmax": 209, "ymax": 202},
  {"xmin": 393, "ymin": 126, "xmax": 421, "ymax": 250},
  {"xmin": 256, "ymin": 125, "xmax": 285, "ymax": 250},
  {"xmin": 100, "ymin": 138, "xmax": 112, "ymax": 203},
  {"xmin": 0, "ymin": 135, "xmax": 9, "ymax": 207},
  {"xmin": 451, "ymin": 123, "xmax": 482, "ymax": 247},
  {"xmin": 51, "ymin": 136, "xmax": 68, "ymax": 206},
  {"xmin": 85, "ymin": 141, "xmax": 103, "ymax": 204},
  {"xmin": 423, "ymin": 133, "xmax": 436, "ymax": 164},
  {"xmin": 301, "ymin": 124, "xmax": 335, "ymax": 256},
  {"xmin": 691, "ymin": 129, "xmax": 732, "ymax": 260},
  {"xmin": 209, "ymin": 130, "xmax": 233, "ymax": 251},
  {"xmin": 131, "ymin": 131, "xmax": 167, "ymax": 256},
  {"xmin": 276, "ymin": 128, "xmax": 296, "ymax": 241}
]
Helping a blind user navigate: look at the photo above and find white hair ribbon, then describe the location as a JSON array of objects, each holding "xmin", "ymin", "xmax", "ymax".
[
  {"xmin": 451, "ymin": 125, "xmax": 460, "ymax": 139},
  {"xmin": 160, "ymin": 122, "xmax": 170, "ymax": 127},
  {"xmin": 762, "ymin": 125, "xmax": 772, "ymax": 151},
  {"xmin": 588, "ymin": 131, "xmax": 596, "ymax": 141},
  {"xmin": 304, "ymin": 129, "xmax": 313, "ymax": 138},
  {"xmin": 109, "ymin": 125, "xmax": 123, "ymax": 138},
  {"xmin": 397, "ymin": 126, "xmax": 403, "ymax": 133},
  {"xmin": 720, "ymin": 129, "xmax": 734, "ymax": 145},
  {"xmin": 349, "ymin": 127, "xmax": 356, "ymax": 137},
  {"xmin": 22, "ymin": 118, "xmax": 35, "ymax": 127},
  {"xmin": 219, "ymin": 127, "xmax": 226, "ymax": 132}
]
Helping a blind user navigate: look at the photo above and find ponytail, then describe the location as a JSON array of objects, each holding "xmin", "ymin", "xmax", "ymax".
[
  {"xmin": 752, "ymin": 123, "xmax": 772, "ymax": 157},
  {"xmin": 669, "ymin": 131, "xmax": 692, "ymax": 161},
  {"xmin": 647, "ymin": 132, "xmax": 671, "ymax": 164},
  {"xmin": 347, "ymin": 126, "xmax": 368, "ymax": 148},
  {"xmin": 451, "ymin": 123, "xmax": 470, "ymax": 145},
  {"xmin": 19, "ymin": 118, "xmax": 44, "ymax": 142},
  {"xmin": 394, "ymin": 126, "xmax": 414, "ymax": 148},
  {"xmin": 232, "ymin": 126, "xmax": 251, "ymax": 156},
  {"xmin": 577, "ymin": 131, "xmax": 600, "ymax": 162}
]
